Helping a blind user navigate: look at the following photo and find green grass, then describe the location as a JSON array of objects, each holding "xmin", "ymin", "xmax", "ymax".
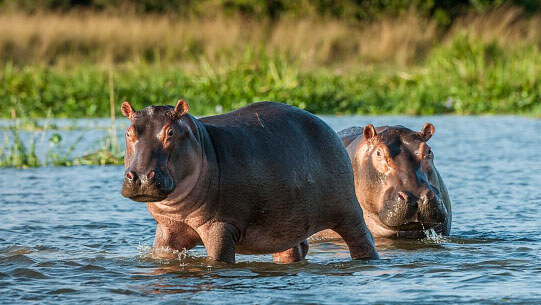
[
  {"xmin": 0, "ymin": 128, "xmax": 41, "ymax": 167},
  {"xmin": 0, "ymin": 34, "xmax": 540, "ymax": 167},
  {"xmin": 1, "ymin": 35, "xmax": 539, "ymax": 119}
]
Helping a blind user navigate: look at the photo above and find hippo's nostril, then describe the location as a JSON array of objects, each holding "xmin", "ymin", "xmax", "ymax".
[
  {"xmin": 147, "ymin": 170, "xmax": 155, "ymax": 180},
  {"xmin": 126, "ymin": 171, "xmax": 137, "ymax": 181},
  {"xmin": 398, "ymin": 191, "xmax": 408, "ymax": 202},
  {"xmin": 423, "ymin": 190, "xmax": 435, "ymax": 201}
]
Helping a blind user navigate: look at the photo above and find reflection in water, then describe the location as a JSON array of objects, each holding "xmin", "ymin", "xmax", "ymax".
[
  {"xmin": 375, "ymin": 237, "xmax": 444, "ymax": 251},
  {"xmin": 1, "ymin": 116, "xmax": 540, "ymax": 304}
]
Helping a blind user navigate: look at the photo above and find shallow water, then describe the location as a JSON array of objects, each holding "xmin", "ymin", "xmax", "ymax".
[{"xmin": 1, "ymin": 116, "xmax": 540, "ymax": 304}]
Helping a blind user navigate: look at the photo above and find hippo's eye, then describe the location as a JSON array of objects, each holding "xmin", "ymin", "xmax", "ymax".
[
  {"xmin": 167, "ymin": 128, "xmax": 174, "ymax": 138},
  {"xmin": 125, "ymin": 128, "xmax": 136, "ymax": 142}
]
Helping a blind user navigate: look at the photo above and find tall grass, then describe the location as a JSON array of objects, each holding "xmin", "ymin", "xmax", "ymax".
[
  {"xmin": 1, "ymin": 37, "xmax": 540, "ymax": 118},
  {"xmin": 0, "ymin": 11, "xmax": 441, "ymax": 67},
  {"xmin": 0, "ymin": 129, "xmax": 41, "ymax": 167},
  {"xmin": 1, "ymin": 6, "xmax": 540, "ymax": 67}
]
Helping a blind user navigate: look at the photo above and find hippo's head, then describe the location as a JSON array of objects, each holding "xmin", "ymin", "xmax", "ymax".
[
  {"xmin": 355, "ymin": 123, "xmax": 448, "ymax": 237},
  {"xmin": 120, "ymin": 99, "xmax": 201, "ymax": 203}
]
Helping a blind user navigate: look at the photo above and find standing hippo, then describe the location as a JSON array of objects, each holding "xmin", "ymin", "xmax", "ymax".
[
  {"xmin": 316, "ymin": 124, "xmax": 451, "ymax": 239},
  {"xmin": 120, "ymin": 99, "xmax": 378, "ymax": 263}
]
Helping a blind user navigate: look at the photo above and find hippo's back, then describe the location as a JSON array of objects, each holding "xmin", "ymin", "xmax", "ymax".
[
  {"xmin": 200, "ymin": 102, "xmax": 343, "ymax": 158},
  {"xmin": 200, "ymin": 102, "xmax": 350, "ymax": 182},
  {"xmin": 201, "ymin": 102, "xmax": 318, "ymax": 131}
]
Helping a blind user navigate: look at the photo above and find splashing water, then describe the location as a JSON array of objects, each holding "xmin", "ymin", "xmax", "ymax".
[
  {"xmin": 423, "ymin": 228, "xmax": 444, "ymax": 243},
  {"xmin": 137, "ymin": 244, "xmax": 189, "ymax": 262}
]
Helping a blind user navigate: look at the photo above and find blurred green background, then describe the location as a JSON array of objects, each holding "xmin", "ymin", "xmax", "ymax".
[{"xmin": 0, "ymin": 0, "xmax": 540, "ymax": 117}]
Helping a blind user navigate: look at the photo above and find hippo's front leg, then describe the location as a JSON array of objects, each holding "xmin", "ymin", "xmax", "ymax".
[
  {"xmin": 198, "ymin": 223, "xmax": 238, "ymax": 264},
  {"xmin": 153, "ymin": 223, "xmax": 201, "ymax": 252},
  {"xmin": 272, "ymin": 240, "xmax": 309, "ymax": 264}
]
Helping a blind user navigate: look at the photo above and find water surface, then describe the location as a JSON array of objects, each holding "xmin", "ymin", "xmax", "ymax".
[{"xmin": 1, "ymin": 116, "xmax": 540, "ymax": 304}]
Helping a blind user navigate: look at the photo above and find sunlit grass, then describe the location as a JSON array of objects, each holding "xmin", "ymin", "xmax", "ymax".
[{"xmin": 1, "ymin": 36, "xmax": 539, "ymax": 119}]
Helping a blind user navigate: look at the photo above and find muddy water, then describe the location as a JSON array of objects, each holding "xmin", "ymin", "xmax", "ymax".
[{"xmin": 1, "ymin": 116, "xmax": 540, "ymax": 304}]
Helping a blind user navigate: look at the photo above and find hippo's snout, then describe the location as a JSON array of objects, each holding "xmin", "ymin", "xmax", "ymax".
[
  {"xmin": 121, "ymin": 169, "xmax": 174, "ymax": 202},
  {"xmin": 417, "ymin": 191, "xmax": 447, "ymax": 225},
  {"xmin": 379, "ymin": 188, "xmax": 446, "ymax": 231}
]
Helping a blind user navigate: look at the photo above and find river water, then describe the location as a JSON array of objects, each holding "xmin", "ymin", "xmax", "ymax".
[{"xmin": 1, "ymin": 115, "xmax": 540, "ymax": 304}]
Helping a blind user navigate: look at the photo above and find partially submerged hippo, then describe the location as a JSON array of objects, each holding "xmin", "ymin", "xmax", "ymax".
[
  {"xmin": 120, "ymin": 100, "xmax": 378, "ymax": 263},
  {"xmin": 319, "ymin": 124, "xmax": 451, "ymax": 239}
]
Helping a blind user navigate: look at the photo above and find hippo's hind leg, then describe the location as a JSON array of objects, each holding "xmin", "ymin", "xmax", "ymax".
[
  {"xmin": 333, "ymin": 217, "xmax": 379, "ymax": 260},
  {"xmin": 272, "ymin": 240, "xmax": 309, "ymax": 264}
]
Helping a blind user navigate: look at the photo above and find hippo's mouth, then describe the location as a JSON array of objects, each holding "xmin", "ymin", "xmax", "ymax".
[
  {"xmin": 121, "ymin": 182, "xmax": 173, "ymax": 203},
  {"xmin": 128, "ymin": 194, "xmax": 169, "ymax": 203},
  {"xmin": 389, "ymin": 222, "xmax": 443, "ymax": 238}
]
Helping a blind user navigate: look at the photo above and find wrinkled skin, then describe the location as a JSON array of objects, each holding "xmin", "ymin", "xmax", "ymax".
[
  {"xmin": 120, "ymin": 100, "xmax": 378, "ymax": 264},
  {"xmin": 315, "ymin": 124, "xmax": 451, "ymax": 239}
]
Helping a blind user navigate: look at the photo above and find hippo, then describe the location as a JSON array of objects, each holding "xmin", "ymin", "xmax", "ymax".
[
  {"xmin": 120, "ymin": 99, "xmax": 378, "ymax": 264},
  {"xmin": 314, "ymin": 123, "xmax": 451, "ymax": 239}
]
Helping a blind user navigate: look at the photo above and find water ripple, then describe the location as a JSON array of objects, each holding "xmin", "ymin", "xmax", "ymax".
[{"xmin": 1, "ymin": 116, "xmax": 540, "ymax": 304}]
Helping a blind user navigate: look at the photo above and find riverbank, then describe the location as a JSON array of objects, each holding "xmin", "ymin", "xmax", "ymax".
[
  {"xmin": 2, "ymin": 33, "xmax": 540, "ymax": 118},
  {"xmin": 1, "ymin": 7, "xmax": 540, "ymax": 118}
]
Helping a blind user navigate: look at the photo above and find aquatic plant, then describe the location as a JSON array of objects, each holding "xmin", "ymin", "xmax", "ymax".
[
  {"xmin": 0, "ymin": 110, "xmax": 41, "ymax": 168},
  {"xmin": 0, "ymin": 121, "xmax": 124, "ymax": 168},
  {"xmin": 74, "ymin": 128, "xmax": 123, "ymax": 166},
  {"xmin": 0, "ymin": 99, "xmax": 124, "ymax": 168},
  {"xmin": 0, "ymin": 128, "xmax": 41, "ymax": 168},
  {"xmin": 0, "ymin": 69, "xmax": 126, "ymax": 168}
]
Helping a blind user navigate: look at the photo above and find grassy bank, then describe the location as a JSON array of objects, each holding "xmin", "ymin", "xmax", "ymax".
[
  {"xmin": 0, "ymin": 7, "xmax": 539, "ymax": 118},
  {"xmin": 2, "ymin": 34, "xmax": 540, "ymax": 118}
]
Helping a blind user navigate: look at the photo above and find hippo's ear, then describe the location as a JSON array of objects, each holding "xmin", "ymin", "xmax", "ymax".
[
  {"xmin": 421, "ymin": 123, "xmax": 435, "ymax": 141},
  {"xmin": 121, "ymin": 101, "xmax": 136, "ymax": 119},
  {"xmin": 173, "ymin": 99, "xmax": 189, "ymax": 119},
  {"xmin": 363, "ymin": 124, "xmax": 377, "ymax": 140}
]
